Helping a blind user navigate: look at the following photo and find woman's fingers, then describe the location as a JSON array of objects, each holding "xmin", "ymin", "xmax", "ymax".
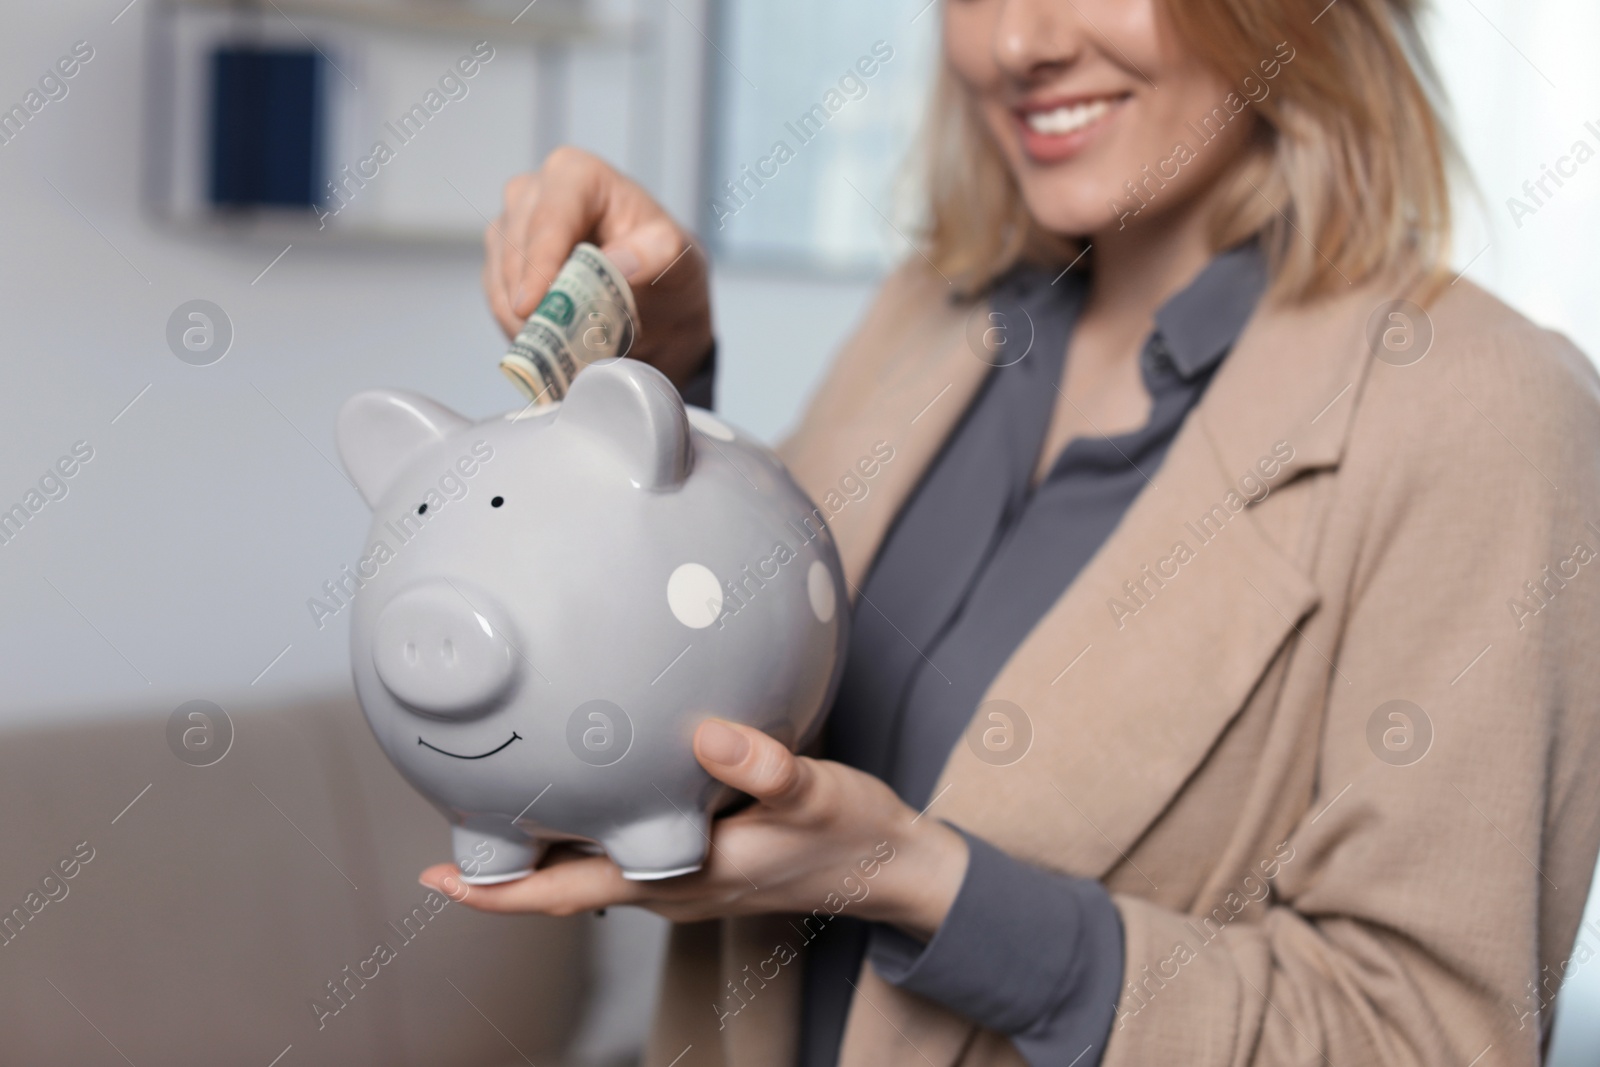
[
  {"xmin": 507, "ymin": 147, "xmax": 626, "ymax": 322},
  {"xmin": 419, "ymin": 855, "xmax": 642, "ymax": 916},
  {"xmin": 489, "ymin": 150, "xmax": 696, "ymax": 315},
  {"xmin": 483, "ymin": 220, "xmax": 523, "ymax": 338},
  {"xmin": 493, "ymin": 175, "xmax": 533, "ymax": 320},
  {"xmin": 599, "ymin": 217, "xmax": 693, "ymax": 288},
  {"xmin": 694, "ymin": 719, "xmax": 814, "ymax": 809},
  {"xmin": 484, "ymin": 146, "xmax": 712, "ymax": 380}
]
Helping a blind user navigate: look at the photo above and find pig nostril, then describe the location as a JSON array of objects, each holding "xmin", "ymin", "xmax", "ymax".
[
  {"xmin": 442, "ymin": 638, "xmax": 456, "ymax": 664},
  {"xmin": 404, "ymin": 641, "xmax": 418, "ymax": 664}
]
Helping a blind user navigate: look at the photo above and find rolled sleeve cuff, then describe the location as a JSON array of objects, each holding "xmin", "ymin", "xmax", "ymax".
[{"xmin": 867, "ymin": 827, "xmax": 1123, "ymax": 1066}]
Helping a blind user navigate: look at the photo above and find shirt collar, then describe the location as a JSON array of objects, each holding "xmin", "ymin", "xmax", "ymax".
[{"xmin": 1150, "ymin": 239, "xmax": 1268, "ymax": 380}]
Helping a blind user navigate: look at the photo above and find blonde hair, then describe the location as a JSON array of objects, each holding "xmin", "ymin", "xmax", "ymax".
[{"xmin": 920, "ymin": 0, "xmax": 1454, "ymax": 301}]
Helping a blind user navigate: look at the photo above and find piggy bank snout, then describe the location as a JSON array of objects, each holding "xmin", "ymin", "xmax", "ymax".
[{"xmin": 372, "ymin": 582, "xmax": 519, "ymax": 718}]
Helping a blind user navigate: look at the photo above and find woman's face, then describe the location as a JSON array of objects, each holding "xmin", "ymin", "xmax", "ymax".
[{"xmin": 945, "ymin": 0, "xmax": 1261, "ymax": 239}]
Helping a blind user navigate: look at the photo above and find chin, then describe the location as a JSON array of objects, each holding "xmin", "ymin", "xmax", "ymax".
[{"xmin": 1013, "ymin": 175, "xmax": 1124, "ymax": 241}]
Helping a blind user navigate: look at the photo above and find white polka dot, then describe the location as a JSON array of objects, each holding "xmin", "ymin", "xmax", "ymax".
[
  {"xmin": 668, "ymin": 563, "xmax": 723, "ymax": 629},
  {"xmin": 687, "ymin": 407, "xmax": 735, "ymax": 441},
  {"xmin": 807, "ymin": 561, "xmax": 836, "ymax": 623}
]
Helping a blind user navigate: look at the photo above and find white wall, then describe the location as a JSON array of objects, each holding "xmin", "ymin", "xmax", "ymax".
[{"xmin": 1430, "ymin": 0, "xmax": 1600, "ymax": 362}]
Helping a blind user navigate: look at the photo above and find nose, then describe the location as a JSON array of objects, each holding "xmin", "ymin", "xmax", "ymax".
[
  {"xmin": 372, "ymin": 580, "xmax": 520, "ymax": 717},
  {"xmin": 993, "ymin": 0, "xmax": 1085, "ymax": 78}
]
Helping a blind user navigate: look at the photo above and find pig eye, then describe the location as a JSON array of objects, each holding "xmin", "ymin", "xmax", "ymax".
[
  {"xmin": 491, "ymin": 496, "xmax": 504, "ymax": 508},
  {"xmin": 417, "ymin": 503, "xmax": 428, "ymax": 515}
]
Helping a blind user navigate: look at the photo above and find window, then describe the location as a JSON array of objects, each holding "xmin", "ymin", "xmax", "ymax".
[{"xmin": 704, "ymin": 0, "xmax": 940, "ymax": 271}]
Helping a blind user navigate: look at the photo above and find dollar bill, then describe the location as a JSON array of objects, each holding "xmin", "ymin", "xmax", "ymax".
[{"xmin": 500, "ymin": 242, "xmax": 639, "ymax": 404}]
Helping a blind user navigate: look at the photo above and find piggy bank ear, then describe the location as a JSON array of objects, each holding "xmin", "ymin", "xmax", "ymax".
[
  {"xmin": 337, "ymin": 390, "xmax": 471, "ymax": 508},
  {"xmin": 559, "ymin": 359, "xmax": 691, "ymax": 490}
]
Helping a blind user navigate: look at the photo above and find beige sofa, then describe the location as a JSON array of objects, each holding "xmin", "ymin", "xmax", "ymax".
[{"xmin": 0, "ymin": 693, "xmax": 598, "ymax": 1066}]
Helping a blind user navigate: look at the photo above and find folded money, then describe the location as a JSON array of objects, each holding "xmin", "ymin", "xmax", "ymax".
[{"xmin": 500, "ymin": 242, "xmax": 639, "ymax": 404}]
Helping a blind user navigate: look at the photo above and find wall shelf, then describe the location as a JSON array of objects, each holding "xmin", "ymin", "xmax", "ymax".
[{"xmin": 163, "ymin": 0, "xmax": 645, "ymax": 47}]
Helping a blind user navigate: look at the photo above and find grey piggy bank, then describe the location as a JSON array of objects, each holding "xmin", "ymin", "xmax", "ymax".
[{"xmin": 335, "ymin": 359, "xmax": 848, "ymax": 883}]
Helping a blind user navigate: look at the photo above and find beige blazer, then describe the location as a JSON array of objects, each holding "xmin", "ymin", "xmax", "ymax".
[{"xmin": 646, "ymin": 263, "xmax": 1600, "ymax": 1067}]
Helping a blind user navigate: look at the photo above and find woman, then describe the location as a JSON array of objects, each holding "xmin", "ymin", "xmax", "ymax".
[{"xmin": 423, "ymin": 0, "xmax": 1600, "ymax": 1063}]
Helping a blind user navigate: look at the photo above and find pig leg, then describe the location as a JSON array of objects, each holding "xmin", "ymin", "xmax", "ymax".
[
  {"xmin": 600, "ymin": 810, "xmax": 711, "ymax": 880},
  {"xmin": 452, "ymin": 816, "xmax": 542, "ymax": 885}
]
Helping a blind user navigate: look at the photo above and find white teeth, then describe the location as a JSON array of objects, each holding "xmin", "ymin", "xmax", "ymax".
[{"xmin": 1025, "ymin": 98, "xmax": 1114, "ymax": 136}]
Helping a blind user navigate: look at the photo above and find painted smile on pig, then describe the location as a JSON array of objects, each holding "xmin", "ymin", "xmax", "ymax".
[{"xmin": 417, "ymin": 732, "xmax": 523, "ymax": 760}]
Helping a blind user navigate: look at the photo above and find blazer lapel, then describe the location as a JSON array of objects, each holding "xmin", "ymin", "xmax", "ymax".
[{"xmin": 930, "ymin": 410, "xmax": 1320, "ymax": 876}]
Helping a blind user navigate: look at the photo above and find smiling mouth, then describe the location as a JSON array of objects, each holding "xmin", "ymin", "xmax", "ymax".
[
  {"xmin": 418, "ymin": 732, "xmax": 522, "ymax": 759},
  {"xmin": 1019, "ymin": 95, "xmax": 1125, "ymax": 136}
]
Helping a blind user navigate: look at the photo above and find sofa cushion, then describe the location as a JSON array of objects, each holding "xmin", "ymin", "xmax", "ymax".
[{"xmin": 0, "ymin": 693, "xmax": 590, "ymax": 1066}]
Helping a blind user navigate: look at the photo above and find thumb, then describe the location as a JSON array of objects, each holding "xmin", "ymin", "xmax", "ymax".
[
  {"xmin": 600, "ymin": 218, "xmax": 692, "ymax": 287},
  {"xmin": 693, "ymin": 719, "xmax": 811, "ymax": 808}
]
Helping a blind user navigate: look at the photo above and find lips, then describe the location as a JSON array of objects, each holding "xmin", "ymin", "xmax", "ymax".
[{"xmin": 1012, "ymin": 93, "xmax": 1129, "ymax": 163}]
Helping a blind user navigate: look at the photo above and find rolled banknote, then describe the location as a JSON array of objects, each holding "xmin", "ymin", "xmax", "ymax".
[{"xmin": 500, "ymin": 242, "xmax": 640, "ymax": 404}]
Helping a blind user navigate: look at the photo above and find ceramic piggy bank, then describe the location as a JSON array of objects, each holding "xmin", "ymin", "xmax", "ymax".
[{"xmin": 335, "ymin": 359, "xmax": 847, "ymax": 883}]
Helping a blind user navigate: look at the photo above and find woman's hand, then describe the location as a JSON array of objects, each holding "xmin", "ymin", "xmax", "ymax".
[
  {"xmin": 419, "ymin": 720, "xmax": 970, "ymax": 942},
  {"xmin": 484, "ymin": 146, "xmax": 712, "ymax": 388}
]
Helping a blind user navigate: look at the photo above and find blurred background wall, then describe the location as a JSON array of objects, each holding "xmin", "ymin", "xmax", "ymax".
[{"xmin": 0, "ymin": 0, "xmax": 1595, "ymax": 1062}]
